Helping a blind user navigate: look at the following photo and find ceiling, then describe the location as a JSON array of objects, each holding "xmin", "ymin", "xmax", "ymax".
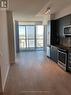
[
  {"xmin": 9, "ymin": 0, "xmax": 71, "ymax": 18},
  {"xmin": 9, "ymin": 0, "xmax": 49, "ymax": 16}
]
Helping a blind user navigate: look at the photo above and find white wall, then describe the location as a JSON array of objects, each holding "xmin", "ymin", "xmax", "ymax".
[
  {"xmin": 7, "ymin": 11, "xmax": 15, "ymax": 64},
  {"xmin": 55, "ymin": 5, "xmax": 71, "ymax": 19},
  {"xmin": 0, "ymin": 9, "xmax": 10, "ymax": 91},
  {"xmin": 42, "ymin": 13, "xmax": 50, "ymax": 51}
]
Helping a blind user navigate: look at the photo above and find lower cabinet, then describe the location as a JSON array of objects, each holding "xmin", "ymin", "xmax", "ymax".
[
  {"xmin": 50, "ymin": 45, "xmax": 58, "ymax": 63},
  {"xmin": 67, "ymin": 51, "xmax": 71, "ymax": 71}
]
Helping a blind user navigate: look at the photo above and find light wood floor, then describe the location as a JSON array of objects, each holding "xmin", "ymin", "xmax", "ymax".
[{"xmin": 4, "ymin": 51, "xmax": 71, "ymax": 95}]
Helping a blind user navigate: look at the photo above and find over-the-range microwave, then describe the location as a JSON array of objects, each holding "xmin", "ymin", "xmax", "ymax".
[{"xmin": 64, "ymin": 25, "xmax": 71, "ymax": 36}]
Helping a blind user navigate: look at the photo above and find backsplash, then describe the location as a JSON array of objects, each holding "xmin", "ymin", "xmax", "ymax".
[{"xmin": 60, "ymin": 37, "xmax": 71, "ymax": 47}]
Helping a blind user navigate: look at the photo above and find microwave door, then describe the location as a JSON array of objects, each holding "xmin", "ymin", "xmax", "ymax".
[{"xmin": 64, "ymin": 26, "xmax": 71, "ymax": 35}]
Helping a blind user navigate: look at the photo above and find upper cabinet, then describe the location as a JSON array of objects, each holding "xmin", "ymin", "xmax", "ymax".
[
  {"xmin": 55, "ymin": 14, "xmax": 71, "ymax": 46},
  {"xmin": 64, "ymin": 15, "xmax": 71, "ymax": 26},
  {"xmin": 51, "ymin": 20, "xmax": 60, "ymax": 45},
  {"xmin": 56, "ymin": 14, "xmax": 71, "ymax": 37}
]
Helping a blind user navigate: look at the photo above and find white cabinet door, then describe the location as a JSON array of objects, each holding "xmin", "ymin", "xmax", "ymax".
[{"xmin": 46, "ymin": 46, "xmax": 50, "ymax": 57}]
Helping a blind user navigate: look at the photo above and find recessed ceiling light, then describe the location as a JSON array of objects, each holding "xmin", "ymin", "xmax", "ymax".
[{"xmin": 44, "ymin": 7, "xmax": 50, "ymax": 15}]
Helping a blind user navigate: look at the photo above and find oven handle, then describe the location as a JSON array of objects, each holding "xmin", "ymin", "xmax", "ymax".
[{"xmin": 58, "ymin": 50, "xmax": 67, "ymax": 55}]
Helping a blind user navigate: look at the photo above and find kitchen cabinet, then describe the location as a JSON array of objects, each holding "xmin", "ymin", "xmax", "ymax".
[
  {"xmin": 56, "ymin": 14, "xmax": 71, "ymax": 38},
  {"xmin": 46, "ymin": 20, "xmax": 59, "ymax": 57},
  {"xmin": 67, "ymin": 50, "xmax": 71, "ymax": 71},
  {"xmin": 50, "ymin": 45, "xmax": 58, "ymax": 63},
  {"xmin": 65, "ymin": 15, "xmax": 71, "ymax": 26},
  {"xmin": 51, "ymin": 20, "xmax": 60, "ymax": 45},
  {"xmin": 46, "ymin": 46, "xmax": 50, "ymax": 57}
]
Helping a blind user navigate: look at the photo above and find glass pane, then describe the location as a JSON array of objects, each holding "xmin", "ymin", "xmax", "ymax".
[
  {"xmin": 26, "ymin": 25, "xmax": 35, "ymax": 49},
  {"xmin": 19, "ymin": 39, "xmax": 26, "ymax": 49},
  {"xmin": 19, "ymin": 25, "xmax": 25, "ymax": 39},
  {"xmin": 36, "ymin": 25, "xmax": 44, "ymax": 47},
  {"xmin": 36, "ymin": 25, "xmax": 44, "ymax": 38},
  {"xmin": 26, "ymin": 26, "xmax": 35, "ymax": 39},
  {"xmin": 19, "ymin": 25, "xmax": 26, "ymax": 50},
  {"xmin": 36, "ymin": 40, "xmax": 43, "ymax": 47},
  {"xmin": 28, "ymin": 40, "xmax": 35, "ymax": 48}
]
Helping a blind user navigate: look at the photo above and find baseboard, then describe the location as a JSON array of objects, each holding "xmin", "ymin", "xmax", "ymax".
[
  {"xmin": 10, "ymin": 60, "xmax": 15, "ymax": 65},
  {"xmin": 2, "ymin": 65, "xmax": 10, "ymax": 92}
]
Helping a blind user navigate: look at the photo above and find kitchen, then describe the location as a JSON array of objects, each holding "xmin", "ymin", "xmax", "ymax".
[{"xmin": 46, "ymin": 13, "xmax": 71, "ymax": 72}]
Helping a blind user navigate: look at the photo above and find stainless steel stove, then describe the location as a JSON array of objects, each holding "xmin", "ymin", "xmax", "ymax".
[{"xmin": 58, "ymin": 48, "xmax": 68, "ymax": 71}]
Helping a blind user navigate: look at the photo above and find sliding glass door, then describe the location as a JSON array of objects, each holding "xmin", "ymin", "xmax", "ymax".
[
  {"xmin": 19, "ymin": 25, "xmax": 35, "ymax": 51},
  {"xmin": 19, "ymin": 25, "xmax": 44, "ymax": 51},
  {"xmin": 26, "ymin": 26, "xmax": 35, "ymax": 50}
]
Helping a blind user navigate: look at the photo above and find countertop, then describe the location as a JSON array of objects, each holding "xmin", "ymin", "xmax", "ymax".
[{"xmin": 51, "ymin": 44, "xmax": 71, "ymax": 51}]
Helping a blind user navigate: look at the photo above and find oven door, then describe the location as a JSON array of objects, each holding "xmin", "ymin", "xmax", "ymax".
[{"xmin": 58, "ymin": 50, "xmax": 67, "ymax": 67}]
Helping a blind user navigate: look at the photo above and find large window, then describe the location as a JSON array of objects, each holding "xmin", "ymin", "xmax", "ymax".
[
  {"xmin": 19, "ymin": 25, "xmax": 44, "ymax": 51},
  {"xmin": 19, "ymin": 25, "xmax": 35, "ymax": 50}
]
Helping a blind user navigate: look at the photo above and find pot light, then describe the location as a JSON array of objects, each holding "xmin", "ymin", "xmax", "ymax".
[{"xmin": 44, "ymin": 7, "xmax": 50, "ymax": 15}]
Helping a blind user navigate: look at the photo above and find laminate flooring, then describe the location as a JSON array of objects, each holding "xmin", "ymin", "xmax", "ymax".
[{"xmin": 3, "ymin": 51, "xmax": 71, "ymax": 95}]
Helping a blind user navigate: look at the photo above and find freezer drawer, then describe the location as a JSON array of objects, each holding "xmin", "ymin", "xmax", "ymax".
[{"xmin": 50, "ymin": 45, "xmax": 58, "ymax": 63}]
